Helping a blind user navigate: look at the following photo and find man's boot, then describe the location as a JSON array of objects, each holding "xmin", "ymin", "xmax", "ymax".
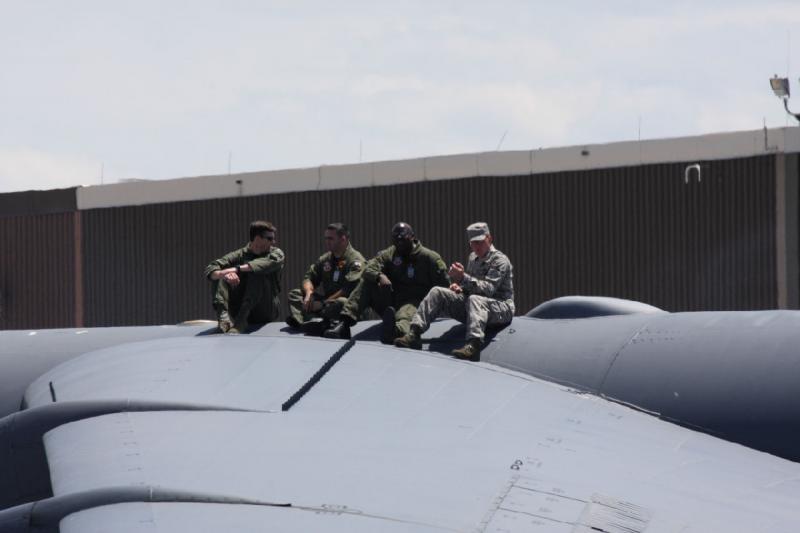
[
  {"xmin": 380, "ymin": 306, "xmax": 396, "ymax": 344},
  {"xmin": 394, "ymin": 325, "xmax": 422, "ymax": 350},
  {"xmin": 323, "ymin": 318, "xmax": 353, "ymax": 339},
  {"xmin": 285, "ymin": 316, "xmax": 302, "ymax": 329},
  {"xmin": 451, "ymin": 338, "xmax": 482, "ymax": 361},
  {"xmin": 301, "ymin": 319, "xmax": 329, "ymax": 337},
  {"xmin": 217, "ymin": 310, "xmax": 233, "ymax": 333},
  {"xmin": 228, "ymin": 309, "xmax": 250, "ymax": 335}
]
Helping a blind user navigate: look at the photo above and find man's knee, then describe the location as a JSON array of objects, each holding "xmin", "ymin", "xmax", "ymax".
[
  {"xmin": 428, "ymin": 286, "xmax": 449, "ymax": 299},
  {"xmin": 425, "ymin": 286, "xmax": 459, "ymax": 309},
  {"xmin": 287, "ymin": 288, "xmax": 303, "ymax": 304},
  {"xmin": 321, "ymin": 297, "xmax": 346, "ymax": 319},
  {"xmin": 466, "ymin": 294, "xmax": 491, "ymax": 310},
  {"xmin": 395, "ymin": 303, "xmax": 418, "ymax": 322}
]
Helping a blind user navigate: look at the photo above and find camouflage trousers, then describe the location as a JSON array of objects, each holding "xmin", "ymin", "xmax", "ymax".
[{"xmin": 410, "ymin": 287, "xmax": 514, "ymax": 341}]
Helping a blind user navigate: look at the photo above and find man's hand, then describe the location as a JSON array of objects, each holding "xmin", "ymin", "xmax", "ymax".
[
  {"xmin": 378, "ymin": 273, "xmax": 393, "ymax": 288},
  {"xmin": 222, "ymin": 271, "xmax": 240, "ymax": 287},
  {"xmin": 448, "ymin": 262, "xmax": 465, "ymax": 283},
  {"xmin": 449, "ymin": 282, "xmax": 463, "ymax": 294},
  {"xmin": 302, "ymin": 292, "xmax": 315, "ymax": 312}
]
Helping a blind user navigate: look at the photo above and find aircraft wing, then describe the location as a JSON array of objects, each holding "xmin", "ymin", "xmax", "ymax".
[{"xmin": 6, "ymin": 331, "xmax": 800, "ymax": 532}]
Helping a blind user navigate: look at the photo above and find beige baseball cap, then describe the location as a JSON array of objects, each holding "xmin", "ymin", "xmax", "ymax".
[{"xmin": 467, "ymin": 222, "xmax": 490, "ymax": 242}]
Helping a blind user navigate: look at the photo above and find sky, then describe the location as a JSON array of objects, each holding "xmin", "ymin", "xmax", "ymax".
[{"xmin": 1, "ymin": 1, "xmax": 799, "ymax": 193}]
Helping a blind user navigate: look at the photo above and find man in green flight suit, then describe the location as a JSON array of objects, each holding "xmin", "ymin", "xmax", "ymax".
[
  {"xmin": 324, "ymin": 222, "xmax": 448, "ymax": 343},
  {"xmin": 204, "ymin": 220, "xmax": 285, "ymax": 334},
  {"xmin": 285, "ymin": 223, "xmax": 365, "ymax": 335}
]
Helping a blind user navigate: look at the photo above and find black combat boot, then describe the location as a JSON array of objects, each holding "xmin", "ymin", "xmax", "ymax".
[
  {"xmin": 301, "ymin": 319, "xmax": 329, "ymax": 337},
  {"xmin": 380, "ymin": 307, "xmax": 396, "ymax": 344},
  {"xmin": 323, "ymin": 318, "xmax": 352, "ymax": 339}
]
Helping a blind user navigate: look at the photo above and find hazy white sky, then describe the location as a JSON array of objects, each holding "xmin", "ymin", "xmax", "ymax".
[{"xmin": 1, "ymin": 1, "xmax": 799, "ymax": 192}]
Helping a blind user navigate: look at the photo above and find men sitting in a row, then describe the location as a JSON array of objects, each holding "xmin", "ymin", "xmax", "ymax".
[{"xmin": 205, "ymin": 219, "xmax": 514, "ymax": 361}]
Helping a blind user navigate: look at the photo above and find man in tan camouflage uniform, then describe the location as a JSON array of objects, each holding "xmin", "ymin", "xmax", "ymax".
[
  {"xmin": 205, "ymin": 220, "xmax": 285, "ymax": 334},
  {"xmin": 286, "ymin": 223, "xmax": 365, "ymax": 335},
  {"xmin": 395, "ymin": 222, "xmax": 514, "ymax": 360},
  {"xmin": 324, "ymin": 222, "xmax": 449, "ymax": 343}
]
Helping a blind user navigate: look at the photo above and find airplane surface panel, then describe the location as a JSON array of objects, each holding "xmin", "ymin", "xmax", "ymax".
[
  {"xmin": 39, "ymin": 341, "xmax": 800, "ymax": 532},
  {"xmin": 485, "ymin": 315, "xmax": 653, "ymax": 392},
  {"xmin": 599, "ymin": 310, "xmax": 800, "ymax": 459},
  {"xmin": 0, "ymin": 325, "xmax": 211, "ymax": 417},
  {"xmin": 286, "ymin": 344, "xmax": 533, "ymax": 427},
  {"xmin": 59, "ymin": 502, "xmax": 450, "ymax": 533},
  {"xmin": 24, "ymin": 336, "xmax": 348, "ymax": 411}
]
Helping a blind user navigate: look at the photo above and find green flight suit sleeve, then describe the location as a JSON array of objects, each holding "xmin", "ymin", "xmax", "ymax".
[
  {"xmin": 204, "ymin": 247, "xmax": 245, "ymax": 279},
  {"xmin": 248, "ymin": 247, "xmax": 285, "ymax": 275},
  {"xmin": 363, "ymin": 247, "xmax": 393, "ymax": 284},
  {"xmin": 340, "ymin": 256, "xmax": 365, "ymax": 296},
  {"xmin": 431, "ymin": 253, "xmax": 449, "ymax": 288},
  {"xmin": 304, "ymin": 257, "xmax": 322, "ymax": 286},
  {"xmin": 344, "ymin": 256, "xmax": 365, "ymax": 284}
]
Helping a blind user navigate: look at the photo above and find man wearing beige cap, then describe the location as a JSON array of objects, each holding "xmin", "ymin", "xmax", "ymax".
[{"xmin": 395, "ymin": 222, "xmax": 514, "ymax": 360}]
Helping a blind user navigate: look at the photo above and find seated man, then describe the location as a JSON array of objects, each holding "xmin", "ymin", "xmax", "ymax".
[
  {"xmin": 324, "ymin": 222, "xmax": 448, "ymax": 343},
  {"xmin": 395, "ymin": 222, "xmax": 514, "ymax": 361},
  {"xmin": 204, "ymin": 220, "xmax": 285, "ymax": 334},
  {"xmin": 286, "ymin": 223, "xmax": 365, "ymax": 335}
]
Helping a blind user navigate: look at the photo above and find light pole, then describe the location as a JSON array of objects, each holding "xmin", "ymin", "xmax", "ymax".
[{"xmin": 770, "ymin": 75, "xmax": 800, "ymax": 123}]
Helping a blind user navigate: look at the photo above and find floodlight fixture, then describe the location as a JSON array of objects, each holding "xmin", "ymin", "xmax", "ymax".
[
  {"xmin": 770, "ymin": 75, "xmax": 800, "ymax": 123},
  {"xmin": 770, "ymin": 75, "xmax": 790, "ymax": 98}
]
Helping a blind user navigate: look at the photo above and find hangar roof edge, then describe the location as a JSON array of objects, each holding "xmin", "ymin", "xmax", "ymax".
[{"xmin": 71, "ymin": 126, "xmax": 800, "ymax": 210}]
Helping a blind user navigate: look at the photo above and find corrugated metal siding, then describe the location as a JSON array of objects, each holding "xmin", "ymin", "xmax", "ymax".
[
  {"xmin": 80, "ymin": 154, "xmax": 777, "ymax": 326},
  {"xmin": 0, "ymin": 187, "xmax": 77, "ymax": 217},
  {"xmin": 0, "ymin": 212, "xmax": 76, "ymax": 329}
]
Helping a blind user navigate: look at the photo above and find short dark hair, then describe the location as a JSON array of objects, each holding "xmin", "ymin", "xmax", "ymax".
[
  {"xmin": 326, "ymin": 222, "xmax": 350, "ymax": 239},
  {"xmin": 249, "ymin": 220, "xmax": 277, "ymax": 241}
]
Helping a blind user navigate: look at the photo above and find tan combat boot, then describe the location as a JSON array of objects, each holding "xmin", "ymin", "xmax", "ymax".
[
  {"xmin": 394, "ymin": 326, "xmax": 422, "ymax": 350},
  {"xmin": 451, "ymin": 338, "xmax": 481, "ymax": 361}
]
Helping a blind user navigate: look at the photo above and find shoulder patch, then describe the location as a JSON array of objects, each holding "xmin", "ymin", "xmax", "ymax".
[{"xmin": 351, "ymin": 261, "xmax": 362, "ymax": 271}]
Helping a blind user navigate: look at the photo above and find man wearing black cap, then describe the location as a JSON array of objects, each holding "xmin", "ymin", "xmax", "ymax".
[
  {"xmin": 324, "ymin": 222, "xmax": 449, "ymax": 342},
  {"xmin": 395, "ymin": 222, "xmax": 514, "ymax": 361}
]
